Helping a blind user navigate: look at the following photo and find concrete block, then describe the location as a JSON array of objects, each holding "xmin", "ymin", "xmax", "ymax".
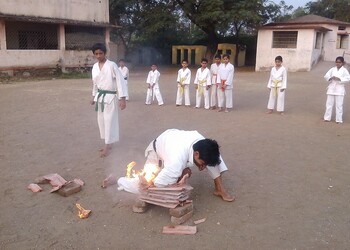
[
  {"xmin": 169, "ymin": 203, "xmax": 193, "ymax": 218},
  {"xmin": 133, "ymin": 200, "xmax": 148, "ymax": 213},
  {"xmin": 58, "ymin": 182, "xmax": 82, "ymax": 197},
  {"xmin": 171, "ymin": 210, "xmax": 193, "ymax": 225}
]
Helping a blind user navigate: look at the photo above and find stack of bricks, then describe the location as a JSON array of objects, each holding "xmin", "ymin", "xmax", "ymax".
[
  {"xmin": 169, "ymin": 202, "xmax": 194, "ymax": 225},
  {"xmin": 139, "ymin": 185, "xmax": 193, "ymax": 209}
]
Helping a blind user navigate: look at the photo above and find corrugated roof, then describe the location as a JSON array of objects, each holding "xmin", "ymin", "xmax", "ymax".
[{"xmin": 0, "ymin": 13, "xmax": 120, "ymax": 28}]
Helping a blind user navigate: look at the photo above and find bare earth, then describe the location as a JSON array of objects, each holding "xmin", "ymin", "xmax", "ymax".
[{"xmin": 1, "ymin": 61, "xmax": 350, "ymax": 250}]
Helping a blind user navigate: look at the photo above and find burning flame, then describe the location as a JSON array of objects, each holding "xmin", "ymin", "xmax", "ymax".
[
  {"xmin": 76, "ymin": 203, "xmax": 91, "ymax": 219},
  {"xmin": 126, "ymin": 161, "xmax": 136, "ymax": 178},
  {"xmin": 138, "ymin": 163, "xmax": 160, "ymax": 182},
  {"xmin": 125, "ymin": 161, "xmax": 160, "ymax": 183}
]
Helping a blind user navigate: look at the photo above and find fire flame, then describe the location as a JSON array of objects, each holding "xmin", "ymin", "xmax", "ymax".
[
  {"xmin": 138, "ymin": 163, "xmax": 160, "ymax": 182},
  {"xmin": 76, "ymin": 203, "xmax": 91, "ymax": 219},
  {"xmin": 126, "ymin": 161, "xmax": 136, "ymax": 178},
  {"xmin": 125, "ymin": 161, "xmax": 159, "ymax": 183}
]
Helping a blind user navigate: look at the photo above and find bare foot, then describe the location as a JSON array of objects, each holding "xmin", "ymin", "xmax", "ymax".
[
  {"xmin": 218, "ymin": 108, "xmax": 224, "ymax": 112},
  {"xmin": 279, "ymin": 112, "xmax": 284, "ymax": 115},
  {"xmin": 266, "ymin": 110, "xmax": 273, "ymax": 114},
  {"xmin": 101, "ymin": 174, "xmax": 118, "ymax": 188},
  {"xmin": 99, "ymin": 145, "xmax": 112, "ymax": 157},
  {"xmin": 213, "ymin": 191, "xmax": 235, "ymax": 202}
]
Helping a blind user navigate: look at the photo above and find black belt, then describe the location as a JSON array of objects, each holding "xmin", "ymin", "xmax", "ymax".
[{"xmin": 153, "ymin": 138, "xmax": 157, "ymax": 152}]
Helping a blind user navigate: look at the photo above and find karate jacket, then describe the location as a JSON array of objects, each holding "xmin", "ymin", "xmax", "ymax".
[{"xmin": 324, "ymin": 66, "xmax": 350, "ymax": 96}]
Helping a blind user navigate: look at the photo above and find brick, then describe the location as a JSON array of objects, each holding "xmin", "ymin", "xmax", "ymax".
[
  {"xmin": 171, "ymin": 210, "xmax": 193, "ymax": 225},
  {"xmin": 132, "ymin": 200, "xmax": 148, "ymax": 213},
  {"xmin": 58, "ymin": 182, "xmax": 82, "ymax": 197},
  {"xmin": 169, "ymin": 203, "xmax": 193, "ymax": 217}
]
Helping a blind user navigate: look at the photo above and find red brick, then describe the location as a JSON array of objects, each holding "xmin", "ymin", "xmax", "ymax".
[
  {"xmin": 171, "ymin": 210, "xmax": 193, "ymax": 225},
  {"xmin": 169, "ymin": 203, "xmax": 193, "ymax": 217},
  {"xmin": 58, "ymin": 182, "xmax": 82, "ymax": 197}
]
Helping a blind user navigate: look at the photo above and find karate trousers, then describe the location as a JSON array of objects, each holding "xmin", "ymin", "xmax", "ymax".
[
  {"xmin": 176, "ymin": 84, "xmax": 190, "ymax": 106},
  {"xmin": 267, "ymin": 87, "xmax": 285, "ymax": 112},
  {"xmin": 210, "ymin": 84, "xmax": 218, "ymax": 107},
  {"xmin": 324, "ymin": 94, "xmax": 344, "ymax": 123},
  {"xmin": 217, "ymin": 87, "xmax": 233, "ymax": 109},
  {"xmin": 97, "ymin": 98, "xmax": 119, "ymax": 144},
  {"xmin": 146, "ymin": 87, "xmax": 164, "ymax": 105},
  {"xmin": 195, "ymin": 87, "xmax": 210, "ymax": 109}
]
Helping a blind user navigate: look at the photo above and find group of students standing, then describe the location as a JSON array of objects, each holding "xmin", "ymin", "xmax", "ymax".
[{"xmin": 144, "ymin": 54, "xmax": 234, "ymax": 112}]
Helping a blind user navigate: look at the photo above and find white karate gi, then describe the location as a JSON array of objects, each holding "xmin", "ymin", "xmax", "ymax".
[
  {"xmin": 323, "ymin": 66, "xmax": 350, "ymax": 123},
  {"xmin": 145, "ymin": 69, "xmax": 164, "ymax": 105},
  {"xmin": 118, "ymin": 66, "xmax": 129, "ymax": 100},
  {"xmin": 194, "ymin": 67, "xmax": 211, "ymax": 109},
  {"xmin": 144, "ymin": 129, "xmax": 228, "ymax": 187},
  {"xmin": 210, "ymin": 63, "xmax": 220, "ymax": 107},
  {"xmin": 92, "ymin": 59, "xmax": 127, "ymax": 144},
  {"xmin": 267, "ymin": 65, "xmax": 287, "ymax": 112},
  {"xmin": 176, "ymin": 68, "xmax": 191, "ymax": 106},
  {"xmin": 217, "ymin": 63, "xmax": 234, "ymax": 109}
]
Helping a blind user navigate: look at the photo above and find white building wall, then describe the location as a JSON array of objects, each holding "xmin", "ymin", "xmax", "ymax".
[
  {"xmin": 0, "ymin": 0, "xmax": 109, "ymax": 23},
  {"xmin": 322, "ymin": 24, "xmax": 350, "ymax": 62},
  {"xmin": 256, "ymin": 29, "xmax": 316, "ymax": 72}
]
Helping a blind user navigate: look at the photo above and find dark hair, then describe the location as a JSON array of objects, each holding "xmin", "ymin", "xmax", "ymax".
[
  {"xmin": 92, "ymin": 43, "xmax": 106, "ymax": 53},
  {"xmin": 275, "ymin": 56, "xmax": 283, "ymax": 62},
  {"xmin": 119, "ymin": 59, "xmax": 125, "ymax": 62},
  {"xmin": 201, "ymin": 58, "xmax": 208, "ymax": 63},
  {"xmin": 193, "ymin": 139, "xmax": 221, "ymax": 166},
  {"xmin": 214, "ymin": 54, "xmax": 221, "ymax": 59},
  {"xmin": 222, "ymin": 54, "xmax": 230, "ymax": 59},
  {"xmin": 182, "ymin": 59, "xmax": 188, "ymax": 63},
  {"xmin": 335, "ymin": 56, "xmax": 344, "ymax": 63}
]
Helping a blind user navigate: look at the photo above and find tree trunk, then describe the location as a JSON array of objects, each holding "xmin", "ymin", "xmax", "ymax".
[{"xmin": 205, "ymin": 33, "xmax": 220, "ymax": 62}]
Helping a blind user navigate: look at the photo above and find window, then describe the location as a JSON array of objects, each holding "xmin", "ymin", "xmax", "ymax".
[
  {"xmin": 337, "ymin": 34, "xmax": 349, "ymax": 49},
  {"xmin": 315, "ymin": 32, "xmax": 322, "ymax": 49},
  {"xmin": 272, "ymin": 31, "xmax": 298, "ymax": 48}
]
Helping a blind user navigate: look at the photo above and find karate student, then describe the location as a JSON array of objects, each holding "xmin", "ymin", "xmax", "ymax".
[
  {"xmin": 145, "ymin": 64, "xmax": 164, "ymax": 106},
  {"xmin": 210, "ymin": 54, "xmax": 221, "ymax": 109},
  {"xmin": 144, "ymin": 129, "xmax": 234, "ymax": 202},
  {"xmin": 118, "ymin": 59, "xmax": 129, "ymax": 100},
  {"xmin": 217, "ymin": 54, "xmax": 234, "ymax": 112},
  {"xmin": 90, "ymin": 43, "xmax": 127, "ymax": 157},
  {"xmin": 266, "ymin": 56, "xmax": 287, "ymax": 115},
  {"xmin": 323, "ymin": 56, "xmax": 350, "ymax": 123},
  {"xmin": 176, "ymin": 60, "xmax": 191, "ymax": 107},
  {"xmin": 194, "ymin": 58, "xmax": 212, "ymax": 109}
]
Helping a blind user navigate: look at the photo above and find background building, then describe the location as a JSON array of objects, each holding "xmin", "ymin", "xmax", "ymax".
[{"xmin": 255, "ymin": 15, "xmax": 350, "ymax": 72}]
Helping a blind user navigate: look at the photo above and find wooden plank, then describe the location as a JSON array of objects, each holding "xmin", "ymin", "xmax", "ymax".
[{"xmin": 162, "ymin": 225, "xmax": 197, "ymax": 235}]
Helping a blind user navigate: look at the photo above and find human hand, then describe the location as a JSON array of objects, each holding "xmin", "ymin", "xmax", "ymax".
[
  {"xmin": 119, "ymin": 98, "xmax": 126, "ymax": 110},
  {"xmin": 280, "ymin": 89, "xmax": 285, "ymax": 92},
  {"xmin": 90, "ymin": 100, "xmax": 95, "ymax": 105}
]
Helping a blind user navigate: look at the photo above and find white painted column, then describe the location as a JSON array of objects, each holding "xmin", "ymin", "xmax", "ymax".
[
  {"xmin": 0, "ymin": 20, "xmax": 6, "ymax": 50},
  {"xmin": 58, "ymin": 24, "xmax": 66, "ymax": 72}
]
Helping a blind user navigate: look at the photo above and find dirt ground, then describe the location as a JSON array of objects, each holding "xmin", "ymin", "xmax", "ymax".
[{"xmin": 1, "ymin": 61, "xmax": 350, "ymax": 250}]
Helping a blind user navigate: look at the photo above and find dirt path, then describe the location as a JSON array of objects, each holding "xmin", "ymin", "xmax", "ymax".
[{"xmin": 1, "ymin": 61, "xmax": 350, "ymax": 249}]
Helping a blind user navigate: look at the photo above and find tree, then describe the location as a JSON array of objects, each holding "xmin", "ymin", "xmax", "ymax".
[{"xmin": 305, "ymin": 0, "xmax": 350, "ymax": 22}]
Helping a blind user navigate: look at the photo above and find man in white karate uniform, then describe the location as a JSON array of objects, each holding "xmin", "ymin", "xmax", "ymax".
[
  {"xmin": 194, "ymin": 58, "xmax": 212, "ymax": 109},
  {"xmin": 176, "ymin": 60, "xmax": 191, "ymax": 107},
  {"xmin": 217, "ymin": 54, "xmax": 234, "ymax": 112},
  {"xmin": 118, "ymin": 59, "xmax": 130, "ymax": 101},
  {"xmin": 144, "ymin": 129, "xmax": 235, "ymax": 202},
  {"xmin": 91, "ymin": 43, "xmax": 127, "ymax": 157},
  {"xmin": 210, "ymin": 55, "xmax": 221, "ymax": 109},
  {"xmin": 145, "ymin": 64, "xmax": 164, "ymax": 105}
]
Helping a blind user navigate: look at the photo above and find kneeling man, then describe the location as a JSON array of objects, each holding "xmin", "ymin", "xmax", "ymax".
[{"xmin": 144, "ymin": 129, "xmax": 234, "ymax": 202}]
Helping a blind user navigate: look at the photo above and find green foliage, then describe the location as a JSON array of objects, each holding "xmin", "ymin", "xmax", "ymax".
[{"xmin": 305, "ymin": 0, "xmax": 350, "ymax": 22}]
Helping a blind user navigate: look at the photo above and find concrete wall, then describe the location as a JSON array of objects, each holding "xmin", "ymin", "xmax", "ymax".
[
  {"xmin": 0, "ymin": 49, "xmax": 95, "ymax": 69},
  {"xmin": 172, "ymin": 45, "xmax": 207, "ymax": 65},
  {"xmin": 0, "ymin": 0, "xmax": 109, "ymax": 23},
  {"xmin": 256, "ymin": 29, "xmax": 316, "ymax": 72},
  {"xmin": 256, "ymin": 24, "xmax": 350, "ymax": 72},
  {"xmin": 322, "ymin": 24, "xmax": 350, "ymax": 62}
]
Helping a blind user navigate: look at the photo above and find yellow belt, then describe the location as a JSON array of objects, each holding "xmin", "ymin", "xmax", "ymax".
[{"xmin": 272, "ymin": 80, "xmax": 282, "ymax": 96}]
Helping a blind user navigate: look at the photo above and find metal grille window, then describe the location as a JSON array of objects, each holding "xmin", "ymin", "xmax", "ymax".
[
  {"xmin": 337, "ymin": 34, "xmax": 349, "ymax": 49},
  {"xmin": 272, "ymin": 31, "xmax": 298, "ymax": 48},
  {"xmin": 6, "ymin": 21, "xmax": 58, "ymax": 50},
  {"xmin": 65, "ymin": 25, "xmax": 105, "ymax": 50}
]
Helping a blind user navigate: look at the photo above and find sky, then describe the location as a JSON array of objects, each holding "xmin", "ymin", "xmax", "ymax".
[{"xmin": 272, "ymin": 0, "xmax": 311, "ymax": 9}]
